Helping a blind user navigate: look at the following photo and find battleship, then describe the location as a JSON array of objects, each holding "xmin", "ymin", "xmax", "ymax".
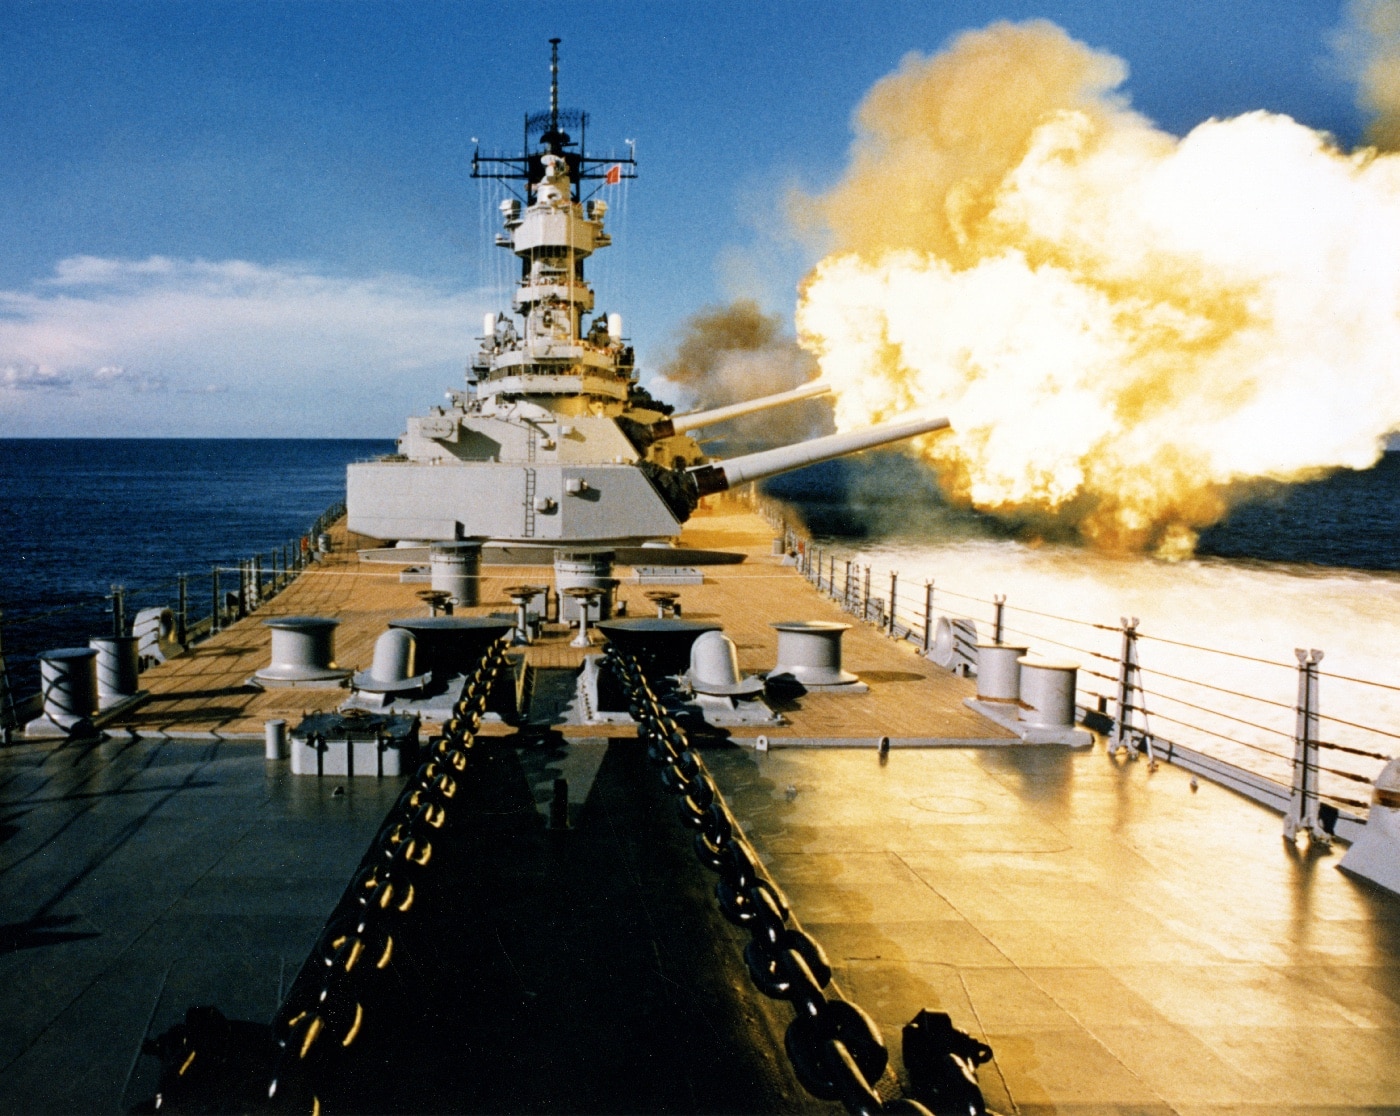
[{"xmin": 2, "ymin": 40, "xmax": 1400, "ymax": 1116}]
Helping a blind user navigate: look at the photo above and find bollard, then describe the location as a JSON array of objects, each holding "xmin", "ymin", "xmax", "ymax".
[
  {"xmin": 36, "ymin": 648, "xmax": 99, "ymax": 732},
  {"xmin": 89, "ymin": 636, "xmax": 140, "ymax": 708},
  {"xmin": 253, "ymin": 617, "xmax": 351, "ymax": 686},
  {"xmin": 1017, "ymin": 659, "xmax": 1079, "ymax": 728},
  {"xmin": 769, "ymin": 621, "xmax": 863, "ymax": 689},
  {"xmin": 975, "ymin": 643, "xmax": 1029, "ymax": 701},
  {"xmin": 265, "ymin": 719, "xmax": 287, "ymax": 760}
]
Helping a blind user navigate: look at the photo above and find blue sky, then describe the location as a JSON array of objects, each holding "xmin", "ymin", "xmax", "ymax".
[{"xmin": 0, "ymin": 1, "xmax": 1372, "ymax": 436}]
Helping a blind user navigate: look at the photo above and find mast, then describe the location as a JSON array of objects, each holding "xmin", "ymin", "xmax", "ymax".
[
  {"xmin": 470, "ymin": 40, "xmax": 639, "ymax": 407},
  {"xmin": 549, "ymin": 37, "xmax": 559, "ymax": 137}
]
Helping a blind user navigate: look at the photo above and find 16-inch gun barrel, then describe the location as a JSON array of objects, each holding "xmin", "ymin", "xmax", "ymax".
[
  {"xmin": 647, "ymin": 382, "xmax": 832, "ymax": 440},
  {"xmin": 686, "ymin": 414, "xmax": 950, "ymax": 498}
]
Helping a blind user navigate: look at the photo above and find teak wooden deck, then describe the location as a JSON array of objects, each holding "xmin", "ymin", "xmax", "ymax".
[{"xmin": 116, "ymin": 503, "xmax": 1012, "ymax": 744}]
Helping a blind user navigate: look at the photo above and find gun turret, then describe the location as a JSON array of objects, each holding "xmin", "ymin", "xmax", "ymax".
[
  {"xmin": 686, "ymin": 414, "xmax": 950, "ymax": 499},
  {"xmin": 647, "ymin": 382, "xmax": 833, "ymax": 440}
]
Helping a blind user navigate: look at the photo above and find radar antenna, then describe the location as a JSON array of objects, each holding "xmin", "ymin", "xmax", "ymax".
[
  {"xmin": 549, "ymin": 37, "xmax": 560, "ymax": 135},
  {"xmin": 471, "ymin": 38, "xmax": 637, "ymax": 197}
]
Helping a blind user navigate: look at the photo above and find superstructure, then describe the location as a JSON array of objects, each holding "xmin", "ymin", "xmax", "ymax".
[{"xmin": 347, "ymin": 40, "xmax": 945, "ymax": 548}]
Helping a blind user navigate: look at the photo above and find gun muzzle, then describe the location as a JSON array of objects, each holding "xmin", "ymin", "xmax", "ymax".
[{"xmin": 687, "ymin": 414, "xmax": 950, "ymax": 497}]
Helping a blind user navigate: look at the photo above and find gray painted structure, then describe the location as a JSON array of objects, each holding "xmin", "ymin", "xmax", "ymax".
[{"xmin": 347, "ymin": 60, "xmax": 945, "ymax": 547}]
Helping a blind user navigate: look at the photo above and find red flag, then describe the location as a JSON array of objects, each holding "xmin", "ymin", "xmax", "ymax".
[{"xmin": 605, "ymin": 164, "xmax": 622, "ymax": 186}]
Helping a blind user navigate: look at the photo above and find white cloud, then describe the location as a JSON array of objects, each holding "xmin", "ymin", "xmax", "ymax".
[
  {"xmin": 0, "ymin": 256, "xmax": 491, "ymax": 435},
  {"xmin": 1, "ymin": 363, "xmax": 70, "ymax": 390},
  {"xmin": 93, "ymin": 365, "xmax": 168, "ymax": 392}
]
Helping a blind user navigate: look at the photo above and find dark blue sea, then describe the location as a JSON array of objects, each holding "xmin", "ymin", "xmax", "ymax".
[
  {"xmin": 0, "ymin": 439, "xmax": 391, "ymax": 695},
  {"xmin": 1, "ymin": 439, "xmax": 1396, "ymax": 698}
]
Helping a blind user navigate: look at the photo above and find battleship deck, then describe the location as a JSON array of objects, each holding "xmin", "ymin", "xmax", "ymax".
[
  {"xmin": 4, "ymin": 669, "xmax": 1399, "ymax": 1113},
  {"xmin": 110, "ymin": 503, "xmax": 1013, "ymax": 744},
  {"xmin": 4, "ymin": 506, "xmax": 1399, "ymax": 1113}
]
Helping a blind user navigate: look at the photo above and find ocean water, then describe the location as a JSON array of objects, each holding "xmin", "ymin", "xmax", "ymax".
[{"xmin": 0, "ymin": 438, "xmax": 391, "ymax": 695}]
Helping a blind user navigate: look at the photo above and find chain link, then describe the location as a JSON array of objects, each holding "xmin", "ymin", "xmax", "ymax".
[
  {"xmin": 607, "ymin": 643, "xmax": 935, "ymax": 1116},
  {"xmin": 143, "ymin": 636, "xmax": 511, "ymax": 1114},
  {"xmin": 147, "ymin": 638, "xmax": 977, "ymax": 1114}
]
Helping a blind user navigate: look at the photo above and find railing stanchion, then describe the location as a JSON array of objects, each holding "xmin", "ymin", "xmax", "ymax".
[
  {"xmin": 177, "ymin": 573, "xmax": 188, "ymax": 645},
  {"xmin": 923, "ymin": 581, "xmax": 934, "ymax": 654},
  {"xmin": 1284, "ymin": 648, "xmax": 1329, "ymax": 845},
  {"xmin": 0, "ymin": 609, "xmax": 14, "ymax": 742},
  {"xmin": 111, "ymin": 585, "xmax": 126, "ymax": 637},
  {"xmin": 1109, "ymin": 617, "xmax": 1148, "ymax": 760}
]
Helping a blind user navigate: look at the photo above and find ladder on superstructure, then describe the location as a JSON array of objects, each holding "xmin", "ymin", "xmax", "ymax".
[{"xmin": 523, "ymin": 468, "xmax": 538, "ymax": 538}]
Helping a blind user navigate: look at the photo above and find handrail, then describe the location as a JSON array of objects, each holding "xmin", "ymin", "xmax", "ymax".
[{"xmin": 762, "ymin": 496, "xmax": 1395, "ymax": 818}]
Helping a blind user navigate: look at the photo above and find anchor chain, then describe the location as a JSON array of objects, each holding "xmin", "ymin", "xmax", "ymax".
[
  {"xmin": 605, "ymin": 643, "xmax": 935, "ymax": 1116},
  {"xmin": 266, "ymin": 637, "xmax": 509, "ymax": 1112},
  {"xmin": 142, "ymin": 637, "xmax": 512, "ymax": 1115}
]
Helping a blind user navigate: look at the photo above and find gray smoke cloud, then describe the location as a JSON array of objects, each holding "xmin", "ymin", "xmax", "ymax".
[
  {"xmin": 1334, "ymin": 0, "xmax": 1400, "ymax": 150},
  {"xmin": 654, "ymin": 300, "xmax": 833, "ymax": 449}
]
